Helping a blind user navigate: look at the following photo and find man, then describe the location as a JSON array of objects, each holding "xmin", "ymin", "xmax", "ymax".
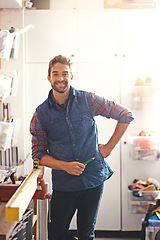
[{"xmin": 30, "ymin": 55, "xmax": 134, "ymax": 240}]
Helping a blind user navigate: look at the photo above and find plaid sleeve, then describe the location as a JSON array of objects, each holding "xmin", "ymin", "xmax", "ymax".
[
  {"xmin": 30, "ymin": 111, "xmax": 48, "ymax": 161},
  {"xmin": 89, "ymin": 92, "xmax": 134, "ymax": 123}
]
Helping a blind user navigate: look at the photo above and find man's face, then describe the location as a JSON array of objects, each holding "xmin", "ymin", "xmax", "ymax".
[{"xmin": 48, "ymin": 63, "xmax": 73, "ymax": 94}]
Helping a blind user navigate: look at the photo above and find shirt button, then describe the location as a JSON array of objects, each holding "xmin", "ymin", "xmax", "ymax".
[
  {"xmin": 51, "ymin": 121, "xmax": 53, "ymax": 124},
  {"xmin": 83, "ymin": 120, "xmax": 85, "ymax": 123},
  {"xmin": 66, "ymin": 117, "xmax": 69, "ymax": 120},
  {"xmin": 70, "ymin": 131, "xmax": 72, "ymax": 134},
  {"xmin": 73, "ymin": 144, "xmax": 75, "ymax": 147},
  {"xmin": 76, "ymin": 158, "xmax": 79, "ymax": 161}
]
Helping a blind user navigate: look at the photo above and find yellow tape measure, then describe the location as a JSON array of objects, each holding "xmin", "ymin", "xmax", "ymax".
[{"xmin": 33, "ymin": 158, "xmax": 39, "ymax": 170}]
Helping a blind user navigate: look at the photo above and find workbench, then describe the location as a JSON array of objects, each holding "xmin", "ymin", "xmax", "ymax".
[{"xmin": 0, "ymin": 166, "xmax": 51, "ymax": 240}]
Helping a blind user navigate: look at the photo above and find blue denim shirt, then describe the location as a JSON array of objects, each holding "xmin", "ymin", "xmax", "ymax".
[{"xmin": 30, "ymin": 86, "xmax": 134, "ymax": 191}]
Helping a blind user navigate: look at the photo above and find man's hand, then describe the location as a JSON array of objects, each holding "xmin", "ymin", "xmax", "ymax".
[
  {"xmin": 98, "ymin": 144, "xmax": 112, "ymax": 158},
  {"xmin": 65, "ymin": 162, "xmax": 85, "ymax": 176}
]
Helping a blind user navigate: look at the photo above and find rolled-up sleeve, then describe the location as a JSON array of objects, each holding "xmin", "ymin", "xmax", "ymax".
[
  {"xmin": 30, "ymin": 111, "xmax": 48, "ymax": 161},
  {"xmin": 89, "ymin": 93, "xmax": 134, "ymax": 123}
]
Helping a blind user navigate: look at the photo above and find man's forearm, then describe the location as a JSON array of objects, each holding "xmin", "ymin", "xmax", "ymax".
[
  {"xmin": 98, "ymin": 122, "xmax": 129, "ymax": 158},
  {"xmin": 40, "ymin": 154, "xmax": 85, "ymax": 175},
  {"xmin": 40, "ymin": 154, "xmax": 67, "ymax": 170},
  {"xmin": 106, "ymin": 122, "xmax": 129, "ymax": 151}
]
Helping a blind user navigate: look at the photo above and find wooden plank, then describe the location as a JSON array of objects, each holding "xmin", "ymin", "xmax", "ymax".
[
  {"xmin": 0, "ymin": 202, "xmax": 17, "ymax": 240},
  {"xmin": 5, "ymin": 166, "xmax": 44, "ymax": 221}
]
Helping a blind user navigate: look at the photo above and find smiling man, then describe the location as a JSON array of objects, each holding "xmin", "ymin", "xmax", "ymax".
[
  {"xmin": 30, "ymin": 55, "xmax": 134, "ymax": 240},
  {"xmin": 48, "ymin": 63, "xmax": 72, "ymax": 94}
]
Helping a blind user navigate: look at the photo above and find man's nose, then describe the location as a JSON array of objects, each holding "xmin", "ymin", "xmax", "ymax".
[{"xmin": 58, "ymin": 75, "xmax": 64, "ymax": 81}]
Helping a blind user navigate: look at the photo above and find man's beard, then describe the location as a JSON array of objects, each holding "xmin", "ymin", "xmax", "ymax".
[{"xmin": 51, "ymin": 81, "xmax": 69, "ymax": 93}]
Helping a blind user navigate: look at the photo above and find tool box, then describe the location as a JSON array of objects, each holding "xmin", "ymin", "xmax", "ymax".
[{"xmin": 143, "ymin": 219, "xmax": 160, "ymax": 240}]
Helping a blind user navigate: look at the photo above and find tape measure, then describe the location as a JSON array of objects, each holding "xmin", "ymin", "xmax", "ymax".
[{"xmin": 33, "ymin": 158, "xmax": 39, "ymax": 170}]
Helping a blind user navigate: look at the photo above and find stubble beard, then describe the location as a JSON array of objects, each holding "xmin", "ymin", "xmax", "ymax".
[{"xmin": 51, "ymin": 81, "xmax": 69, "ymax": 94}]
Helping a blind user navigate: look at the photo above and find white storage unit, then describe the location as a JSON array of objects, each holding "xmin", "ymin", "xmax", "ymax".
[
  {"xmin": 121, "ymin": 10, "xmax": 160, "ymax": 230},
  {"xmin": 25, "ymin": 10, "xmax": 77, "ymax": 63}
]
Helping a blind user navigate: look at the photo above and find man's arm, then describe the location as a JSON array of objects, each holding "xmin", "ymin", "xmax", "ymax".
[
  {"xmin": 40, "ymin": 154, "xmax": 85, "ymax": 176},
  {"xmin": 89, "ymin": 93, "xmax": 134, "ymax": 124},
  {"xmin": 89, "ymin": 92, "xmax": 134, "ymax": 158},
  {"xmin": 98, "ymin": 122, "xmax": 129, "ymax": 158}
]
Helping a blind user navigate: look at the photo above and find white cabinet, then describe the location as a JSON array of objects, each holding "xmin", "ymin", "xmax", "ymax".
[
  {"xmin": 74, "ymin": 11, "xmax": 121, "ymax": 229},
  {"xmin": 25, "ymin": 10, "xmax": 77, "ymax": 63},
  {"xmin": 50, "ymin": 0, "xmax": 104, "ymax": 10},
  {"xmin": 76, "ymin": 62, "xmax": 120, "ymax": 101},
  {"xmin": 77, "ymin": 9, "xmax": 120, "ymax": 63},
  {"xmin": 76, "ymin": 62, "xmax": 121, "ymax": 230},
  {"xmin": 120, "ymin": 9, "xmax": 160, "ymax": 63}
]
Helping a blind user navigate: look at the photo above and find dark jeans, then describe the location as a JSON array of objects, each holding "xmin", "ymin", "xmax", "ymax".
[{"xmin": 48, "ymin": 184, "xmax": 104, "ymax": 240}]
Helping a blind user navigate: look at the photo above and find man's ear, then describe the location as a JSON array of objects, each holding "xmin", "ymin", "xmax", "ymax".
[{"xmin": 47, "ymin": 75, "xmax": 51, "ymax": 83}]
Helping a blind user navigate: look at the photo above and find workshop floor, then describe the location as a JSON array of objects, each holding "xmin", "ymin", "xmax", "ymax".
[{"xmin": 96, "ymin": 239, "xmax": 140, "ymax": 240}]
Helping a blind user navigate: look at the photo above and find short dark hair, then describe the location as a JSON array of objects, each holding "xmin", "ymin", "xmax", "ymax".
[{"xmin": 48, "ymin": 55, "xmax": 72, "ymax": 76}]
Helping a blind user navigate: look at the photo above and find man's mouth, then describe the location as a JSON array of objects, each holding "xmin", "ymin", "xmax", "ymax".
[
  {"xmin": 55, "ymin": 81, "xmax": 67, "ymax": 87},
  {"xmin": 52, "ymin": 81, "xmax": 69, "ymax": 93}
]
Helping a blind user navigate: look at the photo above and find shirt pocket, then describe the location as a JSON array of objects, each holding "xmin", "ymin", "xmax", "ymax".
[
  {"xmin": 71, "ymin": 114, "xmax": 95, "ymax": 132},
  {"xmin": 45, "ymin": 118, "xmax": 69, "ymax": 141}
]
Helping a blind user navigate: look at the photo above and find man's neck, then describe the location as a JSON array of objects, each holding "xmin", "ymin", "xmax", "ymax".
[{"xmin": 52, "ymin": 88, "xmax": 70, "ymax": 105}]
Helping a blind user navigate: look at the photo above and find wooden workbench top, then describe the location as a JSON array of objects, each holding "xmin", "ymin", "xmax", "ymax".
[{"xmin": 0, "ymin": 202, "xmax": 17, "ymax": 240}]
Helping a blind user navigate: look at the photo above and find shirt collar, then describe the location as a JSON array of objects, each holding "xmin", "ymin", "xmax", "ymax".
[{"xmin": 48, "ymin": 86, "xmax": 76, "ymax": 108}]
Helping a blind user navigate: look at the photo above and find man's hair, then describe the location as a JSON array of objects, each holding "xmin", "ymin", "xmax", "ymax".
[{"xmin": 48, "ymin": 55, "xmax": 72, "ymax": 76}]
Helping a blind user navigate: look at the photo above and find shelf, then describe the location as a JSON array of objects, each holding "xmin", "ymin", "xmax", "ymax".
[
  {"xmin": 130, "ymin": 203, "xmax": 148, "ymax": 214},
  {"xmin": 129, "ymin": 135, "xmax": 160, "ymax": 161},
  {"xmin": 129, "ymin": 190, "xmax": 160, "ymax": 202},
  {"xmin": 0, "ymin": 0, "xmax": 22, "ymax": 9},
  {"xmin": 130, "ymin": 86, "xmax": 157, "ymax": 110},
  {"xmin": 128, "ymin": 190, "xmax": 160, "ymax": 214}
]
